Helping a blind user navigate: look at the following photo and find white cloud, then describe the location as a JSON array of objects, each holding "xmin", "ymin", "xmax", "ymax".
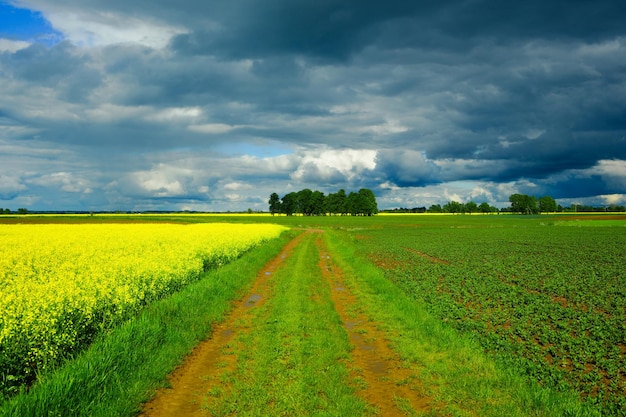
[
  {"xmin": 355, "ymin": 119, "xmax": 409, "ymax": 136},
  {"xmin": 188, "ymin": 124, "xmax": 237, "ymax": 134},
  {"xmin": 28, "ymin": 172, "xmax": 92, "ymax": 193},
  {"xmin": 601, "ymin": 194, "xmax": 626, "ymax": 205},
  {"xmin": 85, "ymin": 104, "xmax": 150, "ymax": 123},
  {"xmin": 15, "ymin": 1, "xmax": 186, "ymax": 48},
  {"xmin": 0, "ymin": 174, "xmax": 27, "ymax": 197},
  {"xmin": 0, "ymin": 38, "xmax": 30, "ymax": 52},
  {"xmin": 147, "ymin": 107, "xmax": 203, "ymax": 123},
  {"xmin": 577, "ymin": 37, "xmax": 625, "ymax": 56},
  {"xmin": 525, "ymin": 129, "xmax": 545, "ymax": 140},
  {"xmin": 223, "ymin": 181, "xmax": 253, "ymax": 191},
  {"xmin": 224, "ymin": 193, "xmax": 245, "ymax": 202},
  {"xmin": 468, "ymin": 185, "xmax": 495, "ymax": 202},
  {"xmin": 593, "ymin": 159, "xmax": 626, "ymax": 179},
  {"xmin": 135, "ymin": 175, "xmax": 184, "ymax": 197},
  {"xmin": 559, "ymin": 159, "xmax": 626, "ymax": 191},
  {"xmin": 291, "ymin": 148, "xmax": 377, "ymax": 182},
  {"xmin": 126, "ymin": 164, "xmax": 196, "ymax": 197},
  {"xmin": 593, "ymin": 159, "xmax": 626, "ymax": 190}
]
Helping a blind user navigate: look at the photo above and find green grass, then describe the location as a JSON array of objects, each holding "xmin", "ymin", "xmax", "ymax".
[
  {"xmin": 554, "ymin": 219, "xmax": 626, "ymax": 227},
  {"xmin": 204, "ymin": 232, "xmax": 367, "ymax": 416},
  {"xmin": 0, "ymin": 231, "xmax": 295, "ymax": 417}
]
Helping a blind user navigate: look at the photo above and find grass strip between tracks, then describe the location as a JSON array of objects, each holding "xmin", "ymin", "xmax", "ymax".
[
  {"xmin": 0, "ymin": 231, "xmax": 297, "ymax": 417},
  {"xmin": 202, "ymin": 231, "xmax": 368, "ymax": 416},
  {"xmin": 323, "ymin": 229, "xmax": 601, "ymax": 417}
]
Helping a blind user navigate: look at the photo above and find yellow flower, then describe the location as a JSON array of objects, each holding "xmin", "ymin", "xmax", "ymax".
[{"xmin": 0, "ymin": 222, "xmax": 286, "ymax": 380}]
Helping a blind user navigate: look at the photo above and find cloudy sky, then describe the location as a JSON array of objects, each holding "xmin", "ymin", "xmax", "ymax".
[{"xmin": 1, "ymin": 0, "xmax": 625, "ymax": 212}]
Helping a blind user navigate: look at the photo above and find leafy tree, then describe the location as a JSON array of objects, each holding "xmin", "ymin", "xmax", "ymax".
[
  {"xmin": 428, "ymin": 204, "xmax": 442, "ymax": 213},
  {"xmin": 268, "ymin": 192, "xmax": 281, "ymax": 215},
  {"xmin": 509, "ymin": 194, "xmax": 538, "ymax": 214},
  {"xmin": 17, "ymin": 208, "xmax": 28, "ymax": 214},
  {"xmin": 327, "ymin": 189, "xmax": 347, "ymax": 215},
  {"xmin": 345, "ymin": 189, "xmax": 377, "ymax": 216},
  {"xmin": 357, "ymin": 188, "xmax": 378, "ymax": 216},
  {"xmin": 281, "ymin": 192, "xmax": 297, "ymax": 216},
  {"xmin": 310, "ymin": 190, "xmax": 326, "ymax": 215},
  {"xmin": 538, "ymin": 195, "xmax": 557, "ymax": 213},
  {"xmin": 464, "ymin": 201, "xmax": 478, "ymax": 213},
  {"xmin": 478, "ymin": 202, "xmax": 491, "ymax": 214},
  {"xmin": 272, "ymin": 188, "xmax": 377, "ymax": 216},
  {"xmin": 346, "ymin": 191, "xmax": 359, "ymax": 215},
  {"xmin": 297, "ymin": 189, "xmax": 313, "ymax": 215},
  {"xmin": 443, "ymin": 201, "xmax": 463, "ymax": 214}
]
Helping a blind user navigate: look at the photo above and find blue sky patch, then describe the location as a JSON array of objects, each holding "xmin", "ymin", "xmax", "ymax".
[{"xmin": 0, "ymin": 1, "xmax": 62, "ymax": 44}]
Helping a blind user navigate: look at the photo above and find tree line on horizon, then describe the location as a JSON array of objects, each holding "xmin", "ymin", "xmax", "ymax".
[
  {"xmin": 2, "ymin": 194, "xmax": 624, "ymax": 216},
  {"xmin": 268, "ymin": 188, "xmax": 378, "ymax": 216},
  {"xmin": 383, "ymin": 194, "xmax": 626, "ymax": 215},
  {"xmin": 0, "ymin": 208, "xmax": 28, "ymax": 214}
]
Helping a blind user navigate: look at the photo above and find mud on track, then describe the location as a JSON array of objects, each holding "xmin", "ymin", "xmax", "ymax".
[
  {"xmin": 140, "ymin": 230, "xmax": 431, "ymax": 416},
  {"xmin": 315, "ymin": 236, "xmax": 432, "ymax": 416}
]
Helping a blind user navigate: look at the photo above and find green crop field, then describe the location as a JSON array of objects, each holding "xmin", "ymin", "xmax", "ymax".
[{"xmin": 349, "ymin": 214, "xmax": 626, "ymax": 414}]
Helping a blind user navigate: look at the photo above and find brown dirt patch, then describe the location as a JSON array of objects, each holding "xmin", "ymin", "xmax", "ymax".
[
  {"xmin": 562, "ymin": 215, "xmax": 626, "ymax": 221},
  {"xmin": 368, "ymin": 253, "xmax": 405, "ymax": 270},
  {"xmin": 316, "ymin": 237, "xmax": 433, "ymax": 416},
  {"xmin": 139, "ymin": 232, "xmax": 306, "ymax": 417},
  {"xmin": 403, "ymin": 247, "xmax": 450, "ymax": 265}
]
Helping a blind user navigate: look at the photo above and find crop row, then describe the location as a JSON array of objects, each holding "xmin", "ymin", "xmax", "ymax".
[
  {"xmin": 0, "ymin": 223, "xmax": 287, "ymax": 396},
  {"xmin": 356, "ymin": 221, "xmax": 626, "ymax": 414}
]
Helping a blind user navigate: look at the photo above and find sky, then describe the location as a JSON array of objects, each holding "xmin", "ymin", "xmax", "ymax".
[{"xmin": 0, "ymin": 0, "xmax": 625, "ymax": 212}]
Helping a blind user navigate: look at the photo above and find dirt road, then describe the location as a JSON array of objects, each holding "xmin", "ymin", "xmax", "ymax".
[{"xmin": 140, "ymin": 230, "xmax": 431, "ymax": 416}]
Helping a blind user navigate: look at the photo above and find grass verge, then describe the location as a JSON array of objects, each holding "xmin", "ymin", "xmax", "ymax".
[
  {"xmin": 0, "ymin": 231, "xmax": 295, "ymax": 417},
  {"xmin": 323, "ymin": 229, "xmax": 601, "ymax": 417}
]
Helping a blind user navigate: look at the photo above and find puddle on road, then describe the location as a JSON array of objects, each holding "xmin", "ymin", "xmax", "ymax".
[
  {"xmin": 345, "ymin": 320, "xmax": 360, "ymax": 330},
  {"xmin": 368, "ymin": 360, "xmax": 388, "ymax": 374},
  {"xmin": 243, "ymin": 293, "xmax": 262, "ymax": 308},
  {"xmin": 220, "ymin": 328, "xmax": 234, "ymax": 338}
]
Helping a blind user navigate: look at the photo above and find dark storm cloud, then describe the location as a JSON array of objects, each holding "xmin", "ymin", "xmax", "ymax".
[
  {"xmin": 166, "ymin": 0, "xmax": 626, "ymax": 60},
  {"xmin": 2, "ymin": 41, "xmax": 99, "ymax": 89},
  {"xmin": 375, "ymin": 149, "xmax": 441, "ymax": 187},
  {"xmin": 1, "ymin": 0, "xmax": 625, "ymax": 210}
]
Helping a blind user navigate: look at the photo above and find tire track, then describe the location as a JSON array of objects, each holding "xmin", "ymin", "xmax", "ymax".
[
  {"xmin": 139, "ymin": 232, "xmax": 306, "ymax": 417},
  {"xmin": 316, "ymin": 236, "xmax": 433, "ymax": 416}
]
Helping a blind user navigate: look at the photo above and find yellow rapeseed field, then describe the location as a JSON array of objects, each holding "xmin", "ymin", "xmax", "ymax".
[{"xmin": 0, "ymin": 222, "xmax": 287, "ymax": 383}]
